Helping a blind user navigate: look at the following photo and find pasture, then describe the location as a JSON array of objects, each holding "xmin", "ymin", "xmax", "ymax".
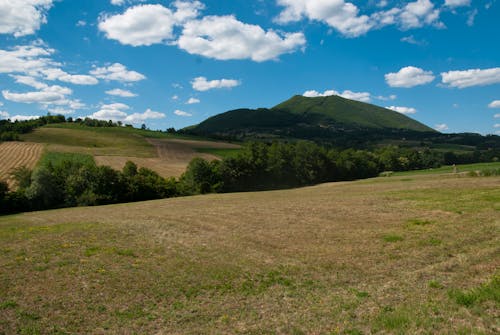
[
  {"xmin": 0, "ymin": 142, "xmax": 44, "ymax": 189},
  {"xmin": 21, "ymin": 125, "xmax": 240, "ymax": 178},
  {"xmin": 0, "ymin": 174, "xmax": 498, "ymax": 334}
]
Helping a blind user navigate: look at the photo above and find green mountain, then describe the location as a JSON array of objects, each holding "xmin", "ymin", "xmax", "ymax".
[{"xmin": 185, "ymin": 95, "xmax": 435, "ymax": 142}]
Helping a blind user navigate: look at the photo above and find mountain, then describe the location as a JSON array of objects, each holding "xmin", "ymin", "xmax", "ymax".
[{"xmin": 184, "ymin": 95, "xmax": 436, "ymax": 143}]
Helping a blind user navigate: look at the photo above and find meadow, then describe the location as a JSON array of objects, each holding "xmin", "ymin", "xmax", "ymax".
[{"xmin": 0, "ymin": 173, "xmax": 498, "ymax": 334}]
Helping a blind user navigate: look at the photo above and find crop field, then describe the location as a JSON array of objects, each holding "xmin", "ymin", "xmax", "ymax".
[
  {"xmin": 22, "ymin": 125, "xmax": 240, "ymax": 178},
  {"xmin": 0, "ymin": 174, "xmax": 498, "ymax": 334},
  {"xmin": 0, "ymin": 142, "xmax": 44, "ymax": 188}
]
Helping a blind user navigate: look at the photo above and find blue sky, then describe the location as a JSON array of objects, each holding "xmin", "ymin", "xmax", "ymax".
[{"xmin": 0, "ymin": 0, "xmax": 499, "ymax": 134}]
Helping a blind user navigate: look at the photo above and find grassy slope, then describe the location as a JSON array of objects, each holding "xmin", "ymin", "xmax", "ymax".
[
  {"xmin": 0, "ymin": 174, "xmax": 498, "ymax": 334},
  {"xmin": 273, "ymin": 95, "xmax": 436, "ymax": 132}
]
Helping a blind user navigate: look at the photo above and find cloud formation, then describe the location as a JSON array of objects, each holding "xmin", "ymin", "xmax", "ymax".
[
  {"xmin": 441, "ymin": 68, "xmax": 500, "ymax": 88},
  {"xmin": 489, "ymin": 100, "xmax": 500, "ymax": 108},
  {"xmin": 435, "ymin": 123, "xmax": 449, "ymax": 131},
  {"xmin": 178, "ymin": 15, "xmax": 305, "ymax": 62},
  {"xmin": 303, "ymin": 89, "xmax": 371, "ymax": 102},
  {"xmin": 386, "ymin": 106, "xmax": 417, "ymax": 114},
  {"xmin": 88, "ymin": 104, "xmax": 165, "ymax": 124},
  {"xmin": 385, "ymin": 66, "xmax": 435, "ymax": 88},
  {"xmin": 444, "ymin": 0, "xmax": 471, "ymax": 7},
  {"xmin": 186, "ymin": 97, "xmax": 200, "ymax": 104},
  {"xmin": 105, "ymin": 88, "xmax": 138, "ymax": 97},
  {"xmin": 90, "ymin": 63, "xmax": 146, "ymax": 82},
  {"xmin": 0, "ymin": 0, "xmax": 53, "ymax": 37},
  {"xmin": 174, "ymin": 110, "xmax": 192, "ymax": 117},
  {"xmin": 191, "ymin": 77, "xmax": 241, "ymax": 91}
]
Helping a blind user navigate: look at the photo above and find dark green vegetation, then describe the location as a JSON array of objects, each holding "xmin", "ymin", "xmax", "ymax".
[
  {"xmin": 184, "ymin": 95, "xmax": 500, "ymax": 154},
  {"xmin": 0, "ymin": 175, "xmax": 498, "ymax": 333},
  {"xmin": 0, "ymin": 115, "xmax": 66, "ymax": 141},
  {"xmin": 2, "ymin": 140, "xmax": 500, "ymax": 215},
  {"xmin": 0, "ymin": 152, "xmax": 177, "ymax": 215}
]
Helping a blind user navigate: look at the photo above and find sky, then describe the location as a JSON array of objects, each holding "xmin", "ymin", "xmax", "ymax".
[{"xmin": 0, "ymin": 0, "xmax": 499, "ymax": 134}]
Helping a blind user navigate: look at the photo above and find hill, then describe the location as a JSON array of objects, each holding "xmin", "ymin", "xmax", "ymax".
[
  {"xmin": 186, "ymin": 94, "xmax": 436, "ymax": 142},
  {"xmin": 0, "ymin": 123, "xmax": 240, "ymax": 186},
  {"xmin": 1, "ymin": 173, "xmax": 498, "ymax": 333}
]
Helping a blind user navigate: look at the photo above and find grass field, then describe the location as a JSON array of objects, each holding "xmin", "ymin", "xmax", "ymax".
[
  {"xmin": 0, "ymin": 174, "xmax": 498, "ymax": 334},
  {"xmin": 21, "ymin": 125, "xmax": 240, "ymax": 178},
  {"xmin": 0, "ymin": 142, "xmax": 44, "ymax": 189},
  {"xmin": 391, "ymin": 161, "xmax": 500, "ymax": 176}
]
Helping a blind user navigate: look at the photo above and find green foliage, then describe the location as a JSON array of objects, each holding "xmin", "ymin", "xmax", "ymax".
[
  {"xmin": 383, "ymin": 234, "xmax": 404, "ymax": 243},
  {"xmin": 448, "ymin": 275, "xmax": 499, "ymax": 307},
  {"xmin": 10, "ymin": 166, "xmax": 32, "ymax": 190}
]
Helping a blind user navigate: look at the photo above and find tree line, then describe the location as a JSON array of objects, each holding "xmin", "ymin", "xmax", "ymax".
[{"xmin": 4, "ymin": 141, "xmax": 494, "ymax": 215}]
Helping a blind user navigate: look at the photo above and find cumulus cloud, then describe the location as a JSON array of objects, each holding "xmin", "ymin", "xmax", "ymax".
[
  {"xmin": 385, "ymin": 66, "xmax": 435, "ymax": 88},
  {"xmin": 441, "ymin": 68, "xmax": 500, "ymax": 88},
  {"xmin": 435, "ymin": 123, "xmax": 449, "ymax": 131},
  {"xmin": 0, "ymin": 0, "xmax": 53, "ymax": 37},
  {"xmin": 275, "ymin": 0, "xmax": 373, "ymax": 37},
  {"xmin": 178, "ymin": 15, "xmax": 306, "ymax": 62},
  {"xmin": 174, "ymin": 109, "xmax": 192, "ymax": 117},
  {"xmin": 99, "ymin": 2, "xmax": 305, "ymax": 62},
  {"xmin": 191, "ymin": 77, "xmax": 241, "ymax": 91},
  {"xmin": 489, "ymin": 100, "xmax": 500, "ymax": 108},
  {"xmin": 88, "ymin": 104, "xmax": 165, "ymax": 124},
  {"xmin": 124, "ymin": 109, "xmax": 165, "ymax": 124},
  {"xmin": 0, "ymin": 43, "xmax": 99, "ymax": 87},
  {"xmin": 90, "ymin": 63, "xmax": 146, "ymax": 82},
  {"xmin": 303, "ymin": 89, "xmax": 371, "ymax": 102},
  {"xmin": 186, "ymin": 97, "xmax": 200, "ymax": 104},
  {"xmin": 386, "ymin": 106, "xmax": 417, "ymax": 114},
  {"xmin": 275, "ymin": 0, "xmax": 443, "ymax": 37},
  {"xmin": 444, "ymin": 0, "xmax": 471, "ymax": 7},
  {"xmin": 99, "ymin": 2, "xmax": 204, "ymax": 46},
  {"xmin": 0, "ymin": 111, "xmax": 10, "ymax": 118},
  {"xmin": 40, "ymin": 68, "xmax": 98, "ymax": 85},
  {"xmin": 105, "ymin": 88, "xmax": 138, "ymax": 97}
]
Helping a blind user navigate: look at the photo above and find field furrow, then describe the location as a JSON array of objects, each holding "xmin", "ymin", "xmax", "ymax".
[{"xmin": 0, "ymin": 142, "xmax": 44, "ymax": 189}]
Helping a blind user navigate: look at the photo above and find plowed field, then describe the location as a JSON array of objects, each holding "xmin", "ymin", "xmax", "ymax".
[{"xmin": 0, "ymin": 142, "xmax": 44, "ymax": 188}]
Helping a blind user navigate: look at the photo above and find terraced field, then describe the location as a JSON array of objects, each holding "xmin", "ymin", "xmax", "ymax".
[{"xmin": 0, "ymin": 142, "xmax": 44, "ymax": 188}]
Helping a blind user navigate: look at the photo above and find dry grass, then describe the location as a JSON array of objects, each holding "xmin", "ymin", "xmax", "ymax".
[
  {"xmin": 0, "ymin": 175, "xmax": 498, "ymax": 334},
  {"xmin": 0, "ymin": 142, "xmax": 44, "ymax": 188},
  {"xmin": 22, "ymin": 126, "xmax": 240, "ymax": 178},
  {"xmin": 95, "ymin": 139, "xmax": 239, "ymax": 177}
]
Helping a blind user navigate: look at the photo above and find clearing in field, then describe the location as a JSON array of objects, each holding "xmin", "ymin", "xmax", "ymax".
[
  {"xmin": 0, "ymin": 142, "xmax": 44, "ymax": 189},
  {"xmin": 0, "ymin": 174, "xmax": 498, "ymax": 334}
]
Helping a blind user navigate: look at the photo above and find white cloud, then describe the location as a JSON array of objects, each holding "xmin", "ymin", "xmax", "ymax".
[
  {"xmin": 495, "ymin": 114, "xmax": 500, "ymax": 118},
  {"xmin": 2, "ymin": 84, "xmax": 71, "ymax": 104},
  {"xmin": 441, "ymin": 68, "xmax": 500, "ymax": 88},
  {"xmin": 105, "ymin": 88, "xmax": 138, "ymax": 97},
  {"xmin": 386, "ymin": 106, "xmax": 417, "ymax": 114},
  {"xmin": 0, "ymin": 43, "xmax": 98, "ymax": 86},
  {"xmin": 99, "ymin": 2, "xmax": 204, "ymax": 46},
  {"xmin": 48, "ymin": 107, "xmax": 74, "ymax": 115},
  {"xmin": 489, "ymin": 100, "xmax": 500, "ymax": 108},
  {"xmin": 76, "ymin": 20, "xmax": 86, "ymax": 27},
  {"xmin": 375, "ymin": 94, "xmax": 397, "ymax": 101},
  {"xmin": 275, "ymin": 0, "xmax": 373, "ymax": 37},
  {"xmin": 398, "ymin": 0, "xmax": 441, "ymax": 29},
  {"xmin": 444, "ymin": 0, "xmax": 471, "ymax": 7},
  {"xmin": 90, "ymin": 63, "xmax": 146, "ymax": 82},
  {"xmin": 494, "ymin": 124, "xmax": 500, "ymax": 128},
  {"xmin": 0, "ymin": 111, "xmax": 9, "ymax": 119},
  {"xmin": 9, "ymin": 115, "xmax": 41, "ymax": 121},
  {"xmin": 186, "ymin": 97, "xmax": 200, "ymax": 104},
  {"xmin": 40, "ymin": 68, "xmax": 98, "ymax": 85},
  {"xmin": 303, "ymin": 89, "xmax": 371, "ymax": 102},
  {"xmin": 435, "ymin": 123, "xmax": 449, "ymax": 131},
  {"xmin": 0, "ymin": 0, "xmax": 53, "ymax": 37},
  {"xmin": 172, "ymin": 95, "xmax": 179, "ymax": 101},
  {"xmin": 275, "ymin": 0, "xmax": 442, "ymax": 37},
  {"xmin": 174, "ymin": 109, "xmax": 192, "ymax": 117},
  {"xmin": 191, "ymin": 77, "xmax": 241, "ymax": 91},
  {"xmin": 110, "ymin": 0, "xmax": 125, "ymax": 5},
  {"xmin": 178, "ymin": 15, "xmax": 306, "ymax": 62},
  {"xmin": 400, "ymin": 35, "xmax": 427, "ymax": 46},
  {"xmin": 11, "ymin": 75, "xmax": 48, "ymax": 90},
  {"xmin": 88, "ymin": 104, "xmax": 165, "ymax": 124},
  {"xmin": 124, "ymin": 109, "xmax": 165, "ymax": 124},
  {"xmin": 385, "ymin": 66, "xmax": 435, "ymax": 88}
]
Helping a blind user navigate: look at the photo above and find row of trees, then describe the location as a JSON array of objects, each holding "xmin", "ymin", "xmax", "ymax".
[{"xmin": 1, "ymin": 141, "xmax": 498, "ymax": 215}]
